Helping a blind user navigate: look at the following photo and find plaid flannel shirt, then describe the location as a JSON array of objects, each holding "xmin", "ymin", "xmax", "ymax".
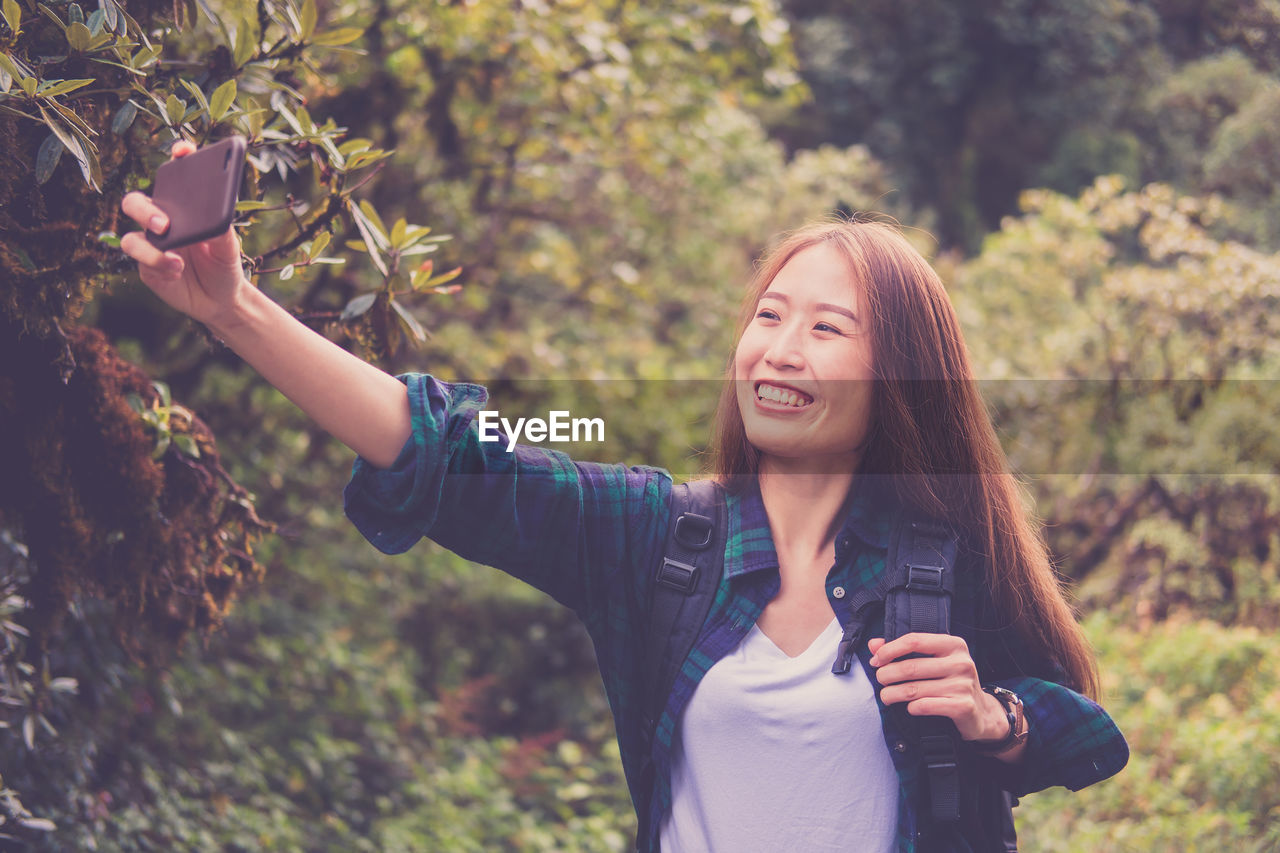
[{"xmin": 343, "ymin": 374, "xmax": 1129, "ymax": 852}]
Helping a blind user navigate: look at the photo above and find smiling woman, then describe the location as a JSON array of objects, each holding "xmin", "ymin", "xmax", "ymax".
[
  {"xmin": 689, "ymin": 219, "xmax": 1125, "ymax": 850},
  {"xmin": 120, "ymin": 163, "xmax": 1126, "ymax": 851}
]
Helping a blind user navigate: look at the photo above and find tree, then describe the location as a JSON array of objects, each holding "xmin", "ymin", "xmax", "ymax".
[
  {"xmin": 0, "ymin": 0, "xmax": 449, "ymax": 839},
  {"xmin": 776, "ymin": 0, "xmax": 1280, "ymax": 250},
  {"xmin": 955, "ymin": 176, "xmax": 1280, "ymax": 628}
]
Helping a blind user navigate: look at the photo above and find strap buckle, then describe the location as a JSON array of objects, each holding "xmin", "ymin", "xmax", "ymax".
[
  {"xmin": 657, "ymin": 557, "xmax": 698, "ymax": 593},
  {"xmin": 919, "ymin": 733, "xmax": 960, "ymax": 822},
  {"xmin": 906, "ymin": 563, "xmax": 945, "ymax": 592},
  {"xmin": 919, "ymin": 733, "xmax": 958, "ymax": 773},
  {"xmin": 674, "ymin": 512, "xmax": 714, "ymax": 549}
]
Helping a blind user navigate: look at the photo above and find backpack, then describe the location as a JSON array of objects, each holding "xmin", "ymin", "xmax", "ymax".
[{"xmin": 635, "ymin": 479, "xmax": 1018, "ymax": 852}]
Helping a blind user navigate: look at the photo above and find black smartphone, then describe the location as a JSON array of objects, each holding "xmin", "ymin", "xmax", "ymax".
[{"xmin": 145, "ymin": 136, "xmax": 247, "ymax": 251}]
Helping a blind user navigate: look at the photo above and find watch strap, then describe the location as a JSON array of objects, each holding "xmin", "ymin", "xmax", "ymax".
[{"xmin": 971, "ymin": 686, "xmax": 1027, "ymax": 755}]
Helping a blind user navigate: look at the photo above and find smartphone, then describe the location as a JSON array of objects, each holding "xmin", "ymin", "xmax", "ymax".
[{"xmin": 145, "ymin": 136, "xmax": 247, "ymax": 251}]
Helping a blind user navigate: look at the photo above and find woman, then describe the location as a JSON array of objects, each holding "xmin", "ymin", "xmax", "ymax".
[{"xmin": 120, "ymin": 141, "xmax": 1127, "ymax": 851}]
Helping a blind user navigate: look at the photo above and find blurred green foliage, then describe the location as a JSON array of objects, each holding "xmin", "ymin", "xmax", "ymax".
[
  {"xmin": 1019, "ymin": 614, "xmax": 1280, "ymax": 852},
  {"xmin": 954, "ymin": 178, "xmax": 1280, "ymax": 631},
  {"xmin": 777, "ymin": 0, "xmax": 1280, "ymax": 250},
  {"xmin": 2, "ymin": 0, "xmax": 1280, "ymax": 848}
]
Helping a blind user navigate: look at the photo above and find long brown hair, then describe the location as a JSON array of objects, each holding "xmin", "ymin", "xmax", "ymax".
[{"xmin": 708, "ymin": 218, "xmax": 1100, "ymax": 699}]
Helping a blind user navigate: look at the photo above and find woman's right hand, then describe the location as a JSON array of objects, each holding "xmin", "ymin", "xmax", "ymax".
[
  {"xmin": 119, "ymin": 139, "xmax": 249, "ymax": 329},
  {"xmin": 119, "ymin": 139, "xmax": 412, "ymax": 467}
]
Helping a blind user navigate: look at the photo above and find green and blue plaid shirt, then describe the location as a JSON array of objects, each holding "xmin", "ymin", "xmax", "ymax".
[{"xmin": 344, "ymin": 375, "xmax": 1128, "ymax": 851}]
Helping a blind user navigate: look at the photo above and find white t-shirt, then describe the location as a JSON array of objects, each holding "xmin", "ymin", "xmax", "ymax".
[{"xmin": 659, "ymin": 617, "xmax": 899, "ymax": 852}]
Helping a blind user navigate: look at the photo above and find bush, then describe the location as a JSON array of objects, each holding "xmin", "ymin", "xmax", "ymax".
[{"xmin": 1018, "ymin": 612, "xmax": 1280, "ymax": 852}]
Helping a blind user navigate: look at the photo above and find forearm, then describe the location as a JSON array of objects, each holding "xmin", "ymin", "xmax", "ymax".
[{"xmin": 210, "ymin": 284, "xmax": 411, "ymax": 468}]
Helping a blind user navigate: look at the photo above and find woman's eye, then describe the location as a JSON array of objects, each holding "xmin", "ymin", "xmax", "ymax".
[
  {"xmin": 814, "ymin": 322, "xmax": 843, "ymax": 334},
  {"xmin": 756, "ymin": 309, "xmax": 780, "ymax": 321}
]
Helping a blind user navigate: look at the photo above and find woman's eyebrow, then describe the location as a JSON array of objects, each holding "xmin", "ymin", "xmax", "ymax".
[
  {"xmin": 760, "ymin": 291, "xmax": 858, "ymax": 322},
  {"xmin": 815, "ymin": 302, "xmax": 858, "ymax": 322}
]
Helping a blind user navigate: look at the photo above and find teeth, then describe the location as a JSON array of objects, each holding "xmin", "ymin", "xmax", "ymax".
[{"xmin": 756, "ymin": 383, "xmax": 811, "ymax": 407}]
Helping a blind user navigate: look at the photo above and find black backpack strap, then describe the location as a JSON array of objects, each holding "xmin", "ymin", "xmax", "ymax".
[
  {"xmin": 635, "ymin": 479, "xmax": 727, "ymax": 852},
  {"xmin": 883, "ymin": 514, "xmax": 962, "ymax": 825},
  {"xmin": 830, "ymin": 517, "xmax": 955, "ymax": 675},
  {"xmin": 883, "ymin": 516, "xmax": 957, "ymax": 641},
  {"xmin": 950, "ymin": 551, "xmax": 1020, "ymax": 852},
  {"xmin": 831, "ymin": 508, "xmax": 1018, "ymax": 846}
]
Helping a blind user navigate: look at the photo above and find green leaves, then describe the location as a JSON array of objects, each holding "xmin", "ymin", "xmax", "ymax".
[
  {"xmin": 172, "ymin": 434, "xmax": 200, "ymax": 458},
  {"xmin": 1, "ymin": 588, "xmax": 79, "ymax": 765},
  {"xmin": 35, "ymin": 133, "xmax": 63, "ymax": 184},
  {"xmin": 299, "ymin": 0, "xmax": 317, "ymax": 40},
  {"xmin": 209, "ymin": 78, "xmax": 236, "ymax": 122},
  {"xmin": 127, "ymin": 382, "xmax": 199, "ymax": 460},
  {"xmin": 178, "ymin": 78, "xmax": 209, "ymax": 113},
  {"xmin": 340, "ymin": 291, "xmax": 377, "ymax": 320},
  {"xmin": 36, "ymin": 101, "xmax": 100, "ymax": 190},
  {"xmin": 1019, "ymin": 614, "xmax": 1280, "ymax": 850},
  {"xmin": 349, "ymin": 199, "xmax": 389, "ymax": 276},
  {"xmin": 100, "ymin": 0, "xmax": 119, "ymax": 33},
  {"xmin": 334, "ymin": 200, "xmax": 457, "ymax": 349},
  {"xmin": 233, "ymin": 17, "xmax": 256, "ymax": 67},
  {"xmin": 309, "ymin": 27, "xmax": 363, "ymax": 47},
  {"xmin": 1, "ymin": 0, "xmax": 473, "ymax": 839},
  {"xmin": 36, "ymin": 77, "xmax": 93, "ymax": 97},
  {"xmin": 111, "ymin": 99, "xmax": 137, "ymax": 134},
  {"xmin": 130, "ymin": 44, "xmax": 162, "ymax": 70},
  {"xmin": 2, "ymin": 0, "xmax": 21, "ymax": 33},
  {"xmin": 390, "ymin": 298, "xmax": 427, "ymax": 342},
  {"xmin": 65, "ymin": 21, "xmax": 91, "ymax": 51},
  {"xmin": 307, "ymin": 230, "xmax": 331, "ymax": 259},
  {"xmin": 163, "ymin": 92, "xmax": 185, "ymax": 125},
  {"xmin": 0, "ymin": 52, "xmax": 22, "ymax": 93},
  {"xmin": 410, "ymin": 259, "xmax": 462, "ymax": 293}
]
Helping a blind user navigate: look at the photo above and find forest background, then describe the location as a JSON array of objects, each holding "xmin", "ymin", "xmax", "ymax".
[{"xmin": 2, "ymin": 0, "xmax": 1279, "ymax": 849}]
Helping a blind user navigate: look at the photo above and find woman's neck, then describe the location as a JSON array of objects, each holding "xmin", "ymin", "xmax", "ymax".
[{"xmin": 757, "ymin": 456, "xmax": 858, "ymax": 570}]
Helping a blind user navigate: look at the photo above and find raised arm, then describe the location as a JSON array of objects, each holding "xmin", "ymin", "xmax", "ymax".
[{"xmin": 118, "ymin": 140, "xmax": 410, "ymax": 468}]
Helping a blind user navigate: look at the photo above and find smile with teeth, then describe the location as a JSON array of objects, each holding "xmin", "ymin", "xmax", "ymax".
[{"xmin": 756, "ymin": 382, "xmax": 813, "ymax": 408}]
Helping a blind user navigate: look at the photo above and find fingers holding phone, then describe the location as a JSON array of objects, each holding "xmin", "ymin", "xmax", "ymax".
[{"xmin": 119, "ymin": 137, "xmax": 250, "ymax": 326}]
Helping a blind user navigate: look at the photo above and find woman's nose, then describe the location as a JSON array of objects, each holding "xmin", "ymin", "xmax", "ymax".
[{"xmin": 763, "ymin": 323, "xmax": 805, "ymax": 370}]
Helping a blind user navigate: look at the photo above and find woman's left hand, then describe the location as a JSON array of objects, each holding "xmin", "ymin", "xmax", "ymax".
[{"xmin": 868, "ymin": 633, "xmax": 1013, "ymax": 745}]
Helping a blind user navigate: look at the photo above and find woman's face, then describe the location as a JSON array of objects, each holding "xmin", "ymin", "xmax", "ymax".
[{"xmin": 734, "ymin": 242, "xmax": 875, "ymax": 474}]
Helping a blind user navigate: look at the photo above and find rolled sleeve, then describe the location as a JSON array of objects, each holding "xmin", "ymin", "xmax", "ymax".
[
  {"xmin": 981, "ymin": 675, "xmax": 1129, "ymax": 796},
  {"xmin": 343, "ymin": 373, "xmax": 489, "ymax": 555}
]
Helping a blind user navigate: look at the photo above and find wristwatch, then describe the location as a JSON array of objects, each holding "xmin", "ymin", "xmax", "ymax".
[{"xmin": 971, "ymin": 686, "xmax": 1028, "ymax": 755}]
